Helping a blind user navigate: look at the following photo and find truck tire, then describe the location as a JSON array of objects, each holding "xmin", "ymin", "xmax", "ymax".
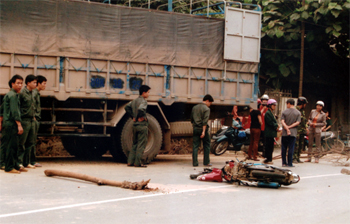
[
  {"xmin": 110, "ymin": 121, "xmax": 128, "ymax": 163},
  {"xmin": 61, "ymin": 137, "xmax": 108, "ymax": 159},
  {"xmin": 113, "ymin": 113, "xmax": 162, "ymax": 164}
]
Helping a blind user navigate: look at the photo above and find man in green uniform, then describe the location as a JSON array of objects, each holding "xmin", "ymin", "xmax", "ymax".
[
  {"xmin": 293, "ymin": 96, "xmax": 308, "ymax": 163},
  {"xmin": 125, "ymin": 85, "xmax": 151, "ymax": 168},
  {"xmin": 30, "ymin": 75, "xmax": 47, "ymax": 167},
  {"xmin": 0, "ymin": 99, "xmax": 4, "ymax": 169},
  {"xmin": 0, "ymin": 81, "xmax": 12, "ymax": 169},
  {"xmin": 191, "ymin": 94, "xmax": 214, "ymax": 167},
  {"xmin": 1, "ymin": 75, "xmax": 26, "ymax": 173},
  {"xmin": 18, "ymin": 75, "xmax": 37, "ymax": 169}
]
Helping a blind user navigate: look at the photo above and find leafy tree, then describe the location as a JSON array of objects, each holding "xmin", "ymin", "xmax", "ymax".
[{"xmin": 248, "ymin": 0, "xmax": 349, "ymax": 90}]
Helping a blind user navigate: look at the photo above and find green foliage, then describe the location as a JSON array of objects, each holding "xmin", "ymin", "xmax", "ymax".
[
  {"xmin": 279, "ymin": 64, "xmax": 291, "ymax": 77},
  {"xmin": 251, "ymin": 0, "xmax": 349, "ymax": 89}
]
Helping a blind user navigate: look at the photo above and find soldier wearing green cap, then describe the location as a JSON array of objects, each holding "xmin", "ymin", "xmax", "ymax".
[{"xmin": 293, "ymin": 96, "xmax": 308, "ymax": 163}]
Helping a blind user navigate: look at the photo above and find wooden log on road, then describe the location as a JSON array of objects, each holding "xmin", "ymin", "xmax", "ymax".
[{"xmin": 44, "ymin": 169, "xmax": 150, "ymax": 190}]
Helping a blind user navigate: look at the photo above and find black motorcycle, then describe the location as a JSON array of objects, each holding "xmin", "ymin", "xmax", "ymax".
[
  {"xmin": 210, "ymin": 126, "xmax": 263, "ymax": 155},
  {"xmin": 190, "ymin": 160, "xmax": 300, "ymax": 188}
]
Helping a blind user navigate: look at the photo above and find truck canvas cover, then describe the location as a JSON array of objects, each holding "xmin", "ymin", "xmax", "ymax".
[{"xmin": 0, "ymin": 0, "xmax": 257, "ymax": 73}]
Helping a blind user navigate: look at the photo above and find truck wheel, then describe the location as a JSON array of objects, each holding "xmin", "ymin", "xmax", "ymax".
[
  {"xmin": 110, "ymin": 122, "xmax": 128, "ymax": 163},
  {"xmin": 61, "ymin": 137, "xmax": 108, "ymax": 159},
  {"xmin": 112, "ymin": 113, "xmax": 162, "ymax": 164}
]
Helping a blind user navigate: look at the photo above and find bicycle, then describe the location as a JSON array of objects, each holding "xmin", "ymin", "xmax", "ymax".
[
  {"xmin": 321, "ymin": 131, "xmax": 345, "ymax": 155},
  {"xmin": 345, "ymin": 134, "xmax": 350, "ymax": 148}
]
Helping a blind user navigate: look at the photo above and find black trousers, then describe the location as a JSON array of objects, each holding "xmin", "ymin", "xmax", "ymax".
[{"xmin": 265, "ymin": 137, "xmax": 275, "ymax": 162}]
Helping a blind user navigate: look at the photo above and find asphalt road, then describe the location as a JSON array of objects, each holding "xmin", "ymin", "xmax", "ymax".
[{"xmin": 0, "ymin": 152, "xmax": 349, "ymax": 224}]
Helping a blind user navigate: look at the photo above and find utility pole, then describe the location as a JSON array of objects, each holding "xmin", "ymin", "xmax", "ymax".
[
  {"xmin": 298, "ymin": 0, "xmax": 305, "ymax": 97},
  {"xmin": 168, "ymin": 0, "xmax": 172, "ymax": 12}
]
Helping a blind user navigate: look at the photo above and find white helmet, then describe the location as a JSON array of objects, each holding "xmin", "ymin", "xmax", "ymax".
[
  {"xmin": 316, "ymin": 101, "xmax": 324, "ymax": 107},
  {"xmin": 261, "ymin": 94, "xmax": 269, "ymax": 100}
]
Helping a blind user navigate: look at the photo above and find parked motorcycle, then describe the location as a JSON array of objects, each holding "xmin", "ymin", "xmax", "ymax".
[
  {"xmin": 190, "ymin": 159, "xmax": 300, "ymax": 188},
  {"xmin": 211, "ymin": 125, "xmax": 263, "ymax": 156}
]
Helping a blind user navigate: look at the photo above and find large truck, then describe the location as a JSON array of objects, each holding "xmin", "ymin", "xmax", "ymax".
[{"xmin": 0, "ymin": 0, "xmax": 261, "ymax": 163}]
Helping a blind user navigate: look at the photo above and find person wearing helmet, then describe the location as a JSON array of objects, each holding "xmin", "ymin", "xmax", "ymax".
[
  {"xmin": 259, "ymin": 94, "xmax": 269, "ymax": 158},
  {"xmin": 264, "ymin": 99, "xmax": 280, "ymax": 164},
  {"xmin": 293, "ymin": 96, "xmax": 309, "ymax": 163},
  {"xmin": 305, "ymin": 101, "xmax": 326, "ymax": 163},
  {"xmin": 281, "ymin": 99, "xmax": 301, "ymax": 167},
  {"xmin": 261, "ymin": 94, "xmax": 269, "ymax": 102}
]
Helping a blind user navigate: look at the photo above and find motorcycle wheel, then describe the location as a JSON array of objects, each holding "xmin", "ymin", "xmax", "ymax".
[{"xmin": 212, "ymin": 140, "xmax": 229, "ymax": 156}]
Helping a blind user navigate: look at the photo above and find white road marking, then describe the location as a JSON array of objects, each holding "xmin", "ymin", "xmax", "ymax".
[
  {"xmin": 0, "ymin": 173, "xmax": 345, "ymax": 218},
  {"xmin": 301, "ymin": 173, "xmax": 342, "ymax": 179},
  {"xmin": 0, "ymin": 185, "xmax": 230, "ymax": 218}
]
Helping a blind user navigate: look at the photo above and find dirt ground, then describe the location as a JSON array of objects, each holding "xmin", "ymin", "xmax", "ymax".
[{"xmin": 36, "ymin": 137, "xmax": 198, "ymax": 157}]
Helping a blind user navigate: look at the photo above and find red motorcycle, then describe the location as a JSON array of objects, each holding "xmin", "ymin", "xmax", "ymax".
[{"xmin": 190, "ymin": 159, "xmax": 300, "ymax": 188}]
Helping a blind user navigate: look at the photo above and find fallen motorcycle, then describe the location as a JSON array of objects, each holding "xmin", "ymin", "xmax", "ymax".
[{"xmin": 190, "ymin": 159, "xmax": 300, "ymax": 188}]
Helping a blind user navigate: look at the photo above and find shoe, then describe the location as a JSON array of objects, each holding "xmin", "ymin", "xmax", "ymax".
[
  {"xmin": 6, "ymin": 169, "xmax": 20, "ymax": 174},
  {"xmin": 0, "ymin": 166, "xmax": 5, "ymax": 170},
  {"xmin": 282, "ymin": 164, "xmax": 287, "ymax": 167},
  {"xmin": 204, "ymin": 164, "xmax": 212, "ymax": 166},
  {"xmin": 134, "ymin": 164, "xmax": 147, "ymax": 168},
  {"xmin": 127, "ymin": 164, "xmax": 134, "ymax": 167},
  {"xmin": 297, "ymin": 160, "xmax": 304, "ymax": 163},
  {"xmin": 25, "ymin": 164, "xmax": 36, "ymax": 169},
  {"xmin": 18, "ymin": 167, "xmax": 28, "ymax": 172},
  {"xmin": 33, "ymin": 163, "xmax": 42, "ymax": 167},
  {"xmin": 304, "ymin": 159, "xmax": 311, "ymax": 162},
  {"xmin": 193, "ymin": 165, "xmax": 198, "ymax": 167}
]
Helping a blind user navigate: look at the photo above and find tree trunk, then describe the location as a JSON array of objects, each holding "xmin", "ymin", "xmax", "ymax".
[{"xmin": 44, "ymin": 169, "xmax": 150, "ymax": 190}]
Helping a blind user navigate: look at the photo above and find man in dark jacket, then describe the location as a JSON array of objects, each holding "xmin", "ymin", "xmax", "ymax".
[
  {"xmin": 264, "ymin": 99, "xmax": 279, "ymax": 164},
  {"xmin": 190, "ymin": 94, "xmax": 214, "ymax": 167},
  {"xmin": 124, "ymin": 85, "xmax": 151, "ymax": 167}
]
